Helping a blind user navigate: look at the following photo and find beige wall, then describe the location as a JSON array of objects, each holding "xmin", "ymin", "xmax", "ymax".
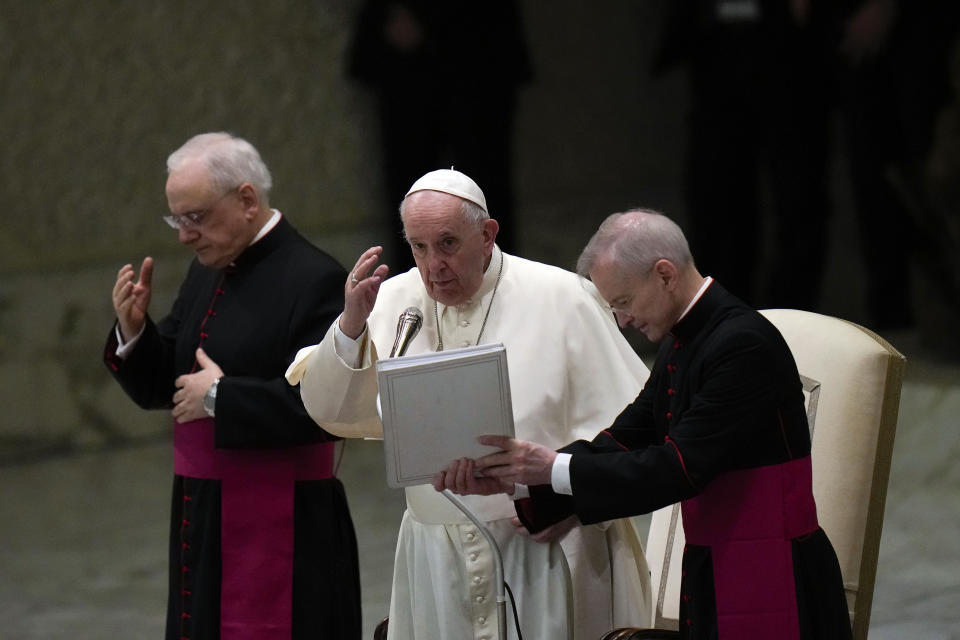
[{"xmin": 0, "ymin": 1, "xmax": 383, "ymax": 274}]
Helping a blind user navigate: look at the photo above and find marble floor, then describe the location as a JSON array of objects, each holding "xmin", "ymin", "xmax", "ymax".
[{"xmin": 1, "ymin": 330, "xmax": 958, "ymax": 639}]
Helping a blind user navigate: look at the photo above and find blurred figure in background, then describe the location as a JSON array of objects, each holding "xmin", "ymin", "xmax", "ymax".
[
  {"xmin": 654, "ymin": 0, "xmax": 839, "ymax": 310},
  {"xmin": 656, "ymin": 0, "xmax": 960, "ymax": 331},
  {"xmin": 347, "ymin": 0, "xmax": 532, "ymax": 272},
  {"xmin": 835, "ymin": 0, "xmax": 960, "ymax": 331}
]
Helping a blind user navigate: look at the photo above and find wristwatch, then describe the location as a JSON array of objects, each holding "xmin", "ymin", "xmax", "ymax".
[{"xmin": 202, "ymin": 378, "xmax": 220, "ymax": 417}]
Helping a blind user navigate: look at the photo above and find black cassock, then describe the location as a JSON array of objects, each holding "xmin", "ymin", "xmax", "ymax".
[
  {"xmin": 104, "ymin": 217, "xmax": 361, "ymax": 640},
  {"xmin": 518, "ymin": 282, "xmax": 851, "ymax": 640}
]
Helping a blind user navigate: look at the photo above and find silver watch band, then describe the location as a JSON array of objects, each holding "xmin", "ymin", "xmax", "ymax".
[{"xmin": 203, "ymin": 377, "xmax": 220, "ymax": 417}]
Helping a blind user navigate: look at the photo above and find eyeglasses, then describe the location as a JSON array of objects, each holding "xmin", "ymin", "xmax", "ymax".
[
  {"xmin": 605, "ymin": 267, "xmax": 657, "ymax": 315},
  {"xmin": 607, "ymin": 295, "xmax": 635, "ymax": 316},
  {"xmin": 162, "ymin": 188, "xmax": 236, "ymax": 230}
]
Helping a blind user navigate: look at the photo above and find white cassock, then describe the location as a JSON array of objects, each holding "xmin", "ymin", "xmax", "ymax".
[{"xmin": 287, "ymin": 247, "xmax": 652, "ymax": 640}]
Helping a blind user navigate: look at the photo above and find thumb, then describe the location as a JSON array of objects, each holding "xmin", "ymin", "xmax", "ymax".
[
  {"xmin": 195, "ymin": 347, "xmax": 212, "ymax": 368},
  {"xmin": 478, "ymin": 435, "xmax": 511, "ymax": 449}
]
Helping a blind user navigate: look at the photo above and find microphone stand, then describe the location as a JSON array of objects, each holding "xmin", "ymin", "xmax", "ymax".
[
  {"xmin": 388, "ymin": 307, "xmax": 509, "ymax": 640},
  {"xmin": 440, "ymin": 489, "xmax": 508, "ymax": 640}
]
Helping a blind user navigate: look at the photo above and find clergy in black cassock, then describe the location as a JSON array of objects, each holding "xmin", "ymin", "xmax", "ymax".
[
  {"xmin": 436, "ymin": 210, "xmax": 852, "ymax": 640},
  {"xmin": 103, "ymin": 133, "xmax": 360, "ymax": 640}
]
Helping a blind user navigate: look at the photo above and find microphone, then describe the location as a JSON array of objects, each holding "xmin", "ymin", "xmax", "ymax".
[{"xmin": 389, "ymin": 307, "xmax": 424, "ymax": 357}]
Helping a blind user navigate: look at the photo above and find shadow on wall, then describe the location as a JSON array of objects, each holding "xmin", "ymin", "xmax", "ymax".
[{"xmin": 0, "ymin": 266, "xmax": 183, "ymax": 466}]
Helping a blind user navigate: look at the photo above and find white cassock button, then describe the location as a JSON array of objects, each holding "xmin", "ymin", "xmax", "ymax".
[
  {"xmin": 478, "ymin": 616, "xmax": 486, "ymax": 625},
  {"xmin": 473, "ymin": 576, "xmax": 482, "ymax": 584},
  {"xmin": 476, "ymin": 596, "xmax": 484, "ymax": 603},
  {"xmin": 459, "ymin": 320, "xmax": 470, "ymax": 327},
  {"xmin": 470, "ymin": 553, "xmax": 478, "ymax": 561}
]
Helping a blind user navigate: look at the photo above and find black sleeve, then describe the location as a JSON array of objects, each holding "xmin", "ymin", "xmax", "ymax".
[
  {"xmin": 103, "ymin": 317, "xmax": 176, "ymax": 409},
  {"xmin": 214, "ymin": 256, "xmax": 347, "ymax": 449},
  {"xmin": 602, "ymin": 363, "xmax": 662, "ymax": 449},
  {"xmin": 569, "ymin": 328, "xmax": 790, "ymax": 525},
  {"xmin": 513, "ymin": 363, "xmax": 663, "ymax": 532},
  {"xmin": 102, "ymin": 270, "xmax": 194, "ymax": 409}
]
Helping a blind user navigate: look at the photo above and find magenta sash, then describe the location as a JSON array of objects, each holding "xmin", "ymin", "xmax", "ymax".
[
  {"xmin": 174, "ymin": 418, "xmax": 334, "ymax": 640},
  {"xmin": 681, "ymin": 456, "xmax": 819, "ymax": 640}
]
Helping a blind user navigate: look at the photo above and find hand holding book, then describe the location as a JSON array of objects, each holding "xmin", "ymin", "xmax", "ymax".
[{"xmin": 376, "ymin": 343, "xmax": 515, "ymax": 488}]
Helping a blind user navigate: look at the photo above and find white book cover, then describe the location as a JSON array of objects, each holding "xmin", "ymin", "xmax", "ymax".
[{"xmin": 376, "ymin": 343, "xmax": 515, "ymax": 488}]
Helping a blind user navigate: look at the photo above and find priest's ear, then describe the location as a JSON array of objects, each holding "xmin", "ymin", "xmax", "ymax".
[
  {"xmin": 236, "ymin": 182, "xmax": 262, "ymax": 219},
  {"xmin": 653, "ymin": 258, "xmax": 679, "ymax": 290}
]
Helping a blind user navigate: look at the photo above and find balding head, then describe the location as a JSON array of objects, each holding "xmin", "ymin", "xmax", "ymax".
[
  {"xmin": 167, "ymin": 132, "xmax": 272, "ymax": 208},
  {"xmin": 578, "ymin": 209, "xmax": 704, "ymax": 342},
  {"xmin": 576, "ymin": 209, "xmax": 693, "ymax": 280}
]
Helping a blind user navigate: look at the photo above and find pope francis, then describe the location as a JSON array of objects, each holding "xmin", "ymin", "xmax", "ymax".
[{"xmin": 286, "ymin": 169, "xmax": 652, "ymax": 639}]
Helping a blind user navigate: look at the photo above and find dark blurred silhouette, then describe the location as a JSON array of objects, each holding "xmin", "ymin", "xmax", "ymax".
[
  {"xmin": 923, "ymin": 39, "xmax": 960, "ymax": 290},
  {"xmin": 834, "ymin": 0, "xmax": 960, "ymax": 330},
  {"xmin": 655, "ymin": 0, "xmax": 960, "ymax": 331},
  {"xmin": 347, "ymin": 0, "xmax": 532, "ymax": 272},
  {"xmin": 655, "ymin": 0, "xmax": 843, "ymax": 311}
]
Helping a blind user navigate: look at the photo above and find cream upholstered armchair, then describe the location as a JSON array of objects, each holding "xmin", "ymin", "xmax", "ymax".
[{"xmin": 603, "ymin": 309, "xmax": 906, "ymax": 640}]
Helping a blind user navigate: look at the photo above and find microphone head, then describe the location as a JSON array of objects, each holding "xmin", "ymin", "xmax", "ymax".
[
  {"xmin": 402, "ymin": 306, "xmax": 424, "ymax": 329},
  {"xmin": 391, "ymin": 306, "xmax": 424, "ymax": 357}
]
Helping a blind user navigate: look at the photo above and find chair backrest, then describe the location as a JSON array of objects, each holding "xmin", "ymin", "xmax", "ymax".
[{"xmin": 644, "ymin": 309, "xmax": 906, "ymax": 639}]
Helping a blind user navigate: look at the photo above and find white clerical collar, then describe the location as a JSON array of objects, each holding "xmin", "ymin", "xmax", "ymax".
[
  {"xmin": 677, "ymin": 276, "xmax": 714, "ymax": 323},
  {"xmin": 251, "ymin": 209, "xmax": 282, "ymax": 245}
]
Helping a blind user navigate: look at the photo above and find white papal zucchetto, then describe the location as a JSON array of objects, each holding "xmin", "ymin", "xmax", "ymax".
[{"xmin": 404, "ymin": 168, "xmax": 487, "ymax": 213}]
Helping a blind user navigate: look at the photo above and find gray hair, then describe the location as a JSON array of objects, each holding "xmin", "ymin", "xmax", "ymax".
[
  {"xmin": 167, "ymin": 132, "xmax": 272, "ymax": 203},
  {"xmin": 576, "ymin": 209, "xmax": 693, "ymax": 279},
  {"xmin": 398, "ymin": 192, "xmax": 489, "ymax": 228}
]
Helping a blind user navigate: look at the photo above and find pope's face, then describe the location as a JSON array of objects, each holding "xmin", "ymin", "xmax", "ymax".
[
  {"xmin": 402, "ymin": 191, "xmax": 498, "ymax": 307},
  {"xmin": 590, "ymin": 257, "xmax": 678, "ymax": 343}
]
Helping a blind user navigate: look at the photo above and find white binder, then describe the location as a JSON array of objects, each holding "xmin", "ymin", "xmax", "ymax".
[{"xmin": 376, "ymin": 343, "xmax": 515, "ymax": 488}]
